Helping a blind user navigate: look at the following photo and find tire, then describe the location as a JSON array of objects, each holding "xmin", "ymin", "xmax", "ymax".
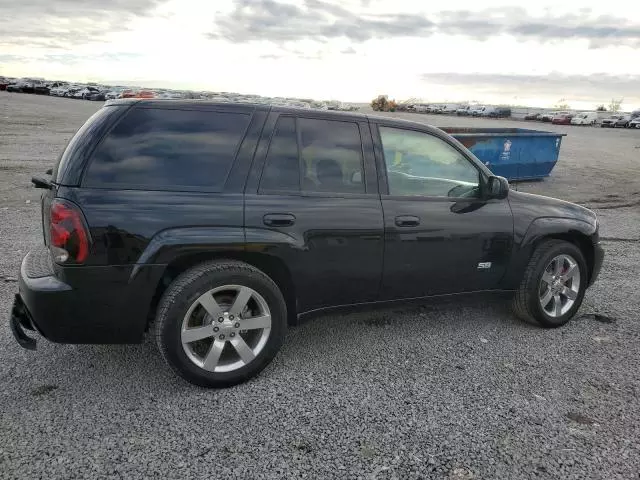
[
  {"xmin": 512, "ymin": 240, "xmax": 588, "ymax": 328},
  {"xmin": 155, "ymin": 260, "xmax": 287, "ymax": 387}
]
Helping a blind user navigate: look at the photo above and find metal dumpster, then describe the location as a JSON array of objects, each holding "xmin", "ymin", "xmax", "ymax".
[{"xmin": 442, "ymin": 127, "xmax": 566, "ymax": 181}]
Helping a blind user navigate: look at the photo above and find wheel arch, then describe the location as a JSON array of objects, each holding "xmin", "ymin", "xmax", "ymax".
[
  {"xmin": 503, "ymin": 217, "xmax": 598, "ymax": 289},
  {"xmin": 147, "ymin": 251, "xmax": 298, "ymax": 330}
]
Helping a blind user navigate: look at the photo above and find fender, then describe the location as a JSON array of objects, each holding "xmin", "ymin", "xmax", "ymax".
[
  {"xmin": 130, "ymin": 226, "xmax": 301, "ymax": 280},
  {"xmin": 500, "ymin": 216, "xmax": 598, "ymax": 289},
  {"xmin": 130, "ymin": 226, "xmax": 246, "ymax": 280}
]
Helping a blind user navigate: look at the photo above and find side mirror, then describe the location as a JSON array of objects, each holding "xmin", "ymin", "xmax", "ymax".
[{"xmin": 486, "ymin": 175, "xmax": 509, "ymax": 199}]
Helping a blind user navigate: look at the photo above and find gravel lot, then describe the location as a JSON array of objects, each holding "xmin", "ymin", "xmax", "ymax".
[{"xmin": 1, "ymin": 92, "xmax": 639, "ymax": 480}]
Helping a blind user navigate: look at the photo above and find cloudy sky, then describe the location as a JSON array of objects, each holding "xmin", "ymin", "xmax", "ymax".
[{"xmin": 1, "ymin": 0, "xmax": 639, "ymax": 109}]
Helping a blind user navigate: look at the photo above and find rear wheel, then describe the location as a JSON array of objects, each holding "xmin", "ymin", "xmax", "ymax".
[
  {"xmin": 513, "ymin": 240, "xmax": 587, "ymax": 328},
  {"xmin": 155, "ymin": 260, "xmax": 287, "ymax": 387}
]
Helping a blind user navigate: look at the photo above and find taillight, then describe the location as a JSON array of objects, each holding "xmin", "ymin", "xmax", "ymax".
[{"xmin": 49, "ymin": 199, "xmax": 90, "ymax": 264}]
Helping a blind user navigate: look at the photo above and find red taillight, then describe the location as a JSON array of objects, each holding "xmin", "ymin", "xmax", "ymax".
[{"xmin": 50, "ymin": 199, "xmax": 90, "ymax": 263}]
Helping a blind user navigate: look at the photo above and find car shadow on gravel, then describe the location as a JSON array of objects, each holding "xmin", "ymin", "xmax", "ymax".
[{"xmin": 46, "ymin": 295, "xmax": 607, "ymax": 393}]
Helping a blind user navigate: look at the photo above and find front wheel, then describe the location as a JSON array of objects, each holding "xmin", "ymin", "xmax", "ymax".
[
  {"xmin": 513, "ymin": 240, "xmax": 588, "ymax": 328},
  {"xmin": 155, "ymin": 260, "xmax": 287, "ymax": 387}
]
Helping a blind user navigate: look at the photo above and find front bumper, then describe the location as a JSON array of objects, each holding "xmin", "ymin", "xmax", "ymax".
[{"xmin": 589, "ymin": 243, "xmax": 605, "ymax": 287}]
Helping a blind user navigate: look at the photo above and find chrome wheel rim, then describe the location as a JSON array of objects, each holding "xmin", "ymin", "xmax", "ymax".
[
  {"xmin": 181, "ymin": 285, "xmax": 271, "ymax": 373},
  {"xmin": 539, "ymin": 254, "xmax": 581, "ymax": 318}
]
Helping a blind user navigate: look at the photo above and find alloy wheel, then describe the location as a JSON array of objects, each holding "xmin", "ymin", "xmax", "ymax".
[
  {"xmin": 181, "ymin": 285, "xmax": 271, "ymax": 373},
  {"xmin": 539, "ymin": 254, "xmax": 581, "ymax": 318}
]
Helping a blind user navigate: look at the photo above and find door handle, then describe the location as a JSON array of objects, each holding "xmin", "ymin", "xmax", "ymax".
[
  {"xmin": 263, "ymin": 213, "xmax": 296, "ymax": 227},
  {"xmin": 395, "ymin": 215, "xmax": 420, "ymax": 227}
]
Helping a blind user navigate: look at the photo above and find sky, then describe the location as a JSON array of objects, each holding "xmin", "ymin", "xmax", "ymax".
[{"xmin": 1, "ymin": 0, "xmax": 639, "ymax": 109}]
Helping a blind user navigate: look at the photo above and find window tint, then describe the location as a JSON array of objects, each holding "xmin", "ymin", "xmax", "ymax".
[
  {"xmin": 379, "ymin": 127, "xmax": 480, "ymax": 198},
  {"xmin": 54, "ymin": 105, "xmax": 125, "ymax": 184},
  {"xmin": 84, "ymin": 108, "xmax": 250, "ymax": 190},
  {"xmin": 298, "ymin": 118, "xmax": 364, "ymax": 194},
  {"xmin": 260, "ymin": 116, "xmax": 300, "ymax": 191}
]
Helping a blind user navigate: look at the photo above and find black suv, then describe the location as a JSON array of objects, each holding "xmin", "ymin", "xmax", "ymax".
[{"xmin": 10, "ymin": 100, "xmax": 604, "ymax": 387}]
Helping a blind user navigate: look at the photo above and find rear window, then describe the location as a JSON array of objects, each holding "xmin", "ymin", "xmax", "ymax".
[
  {"xmin": 83, "ymin": 108, "xmax": 250, "ymax": 191},
  {"xmin": 53, "ymin": 105, "xmax": 125, "ymax": 184}
]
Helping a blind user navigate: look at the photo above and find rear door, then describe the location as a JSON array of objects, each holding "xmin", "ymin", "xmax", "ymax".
[
  {"xmin": 244, "ymin": 111, "xmax": 384, "ymax": 313},
  {"xmin": 372, "ymin": 122, "xmax": 514, "ymax": 299}
]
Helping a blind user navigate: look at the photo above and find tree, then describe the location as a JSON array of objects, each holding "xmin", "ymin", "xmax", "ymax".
[
  {"xmin": 608, "ymin": 98, "xmax": 623, "ymax": 113},
  {"xmin": 554, "ymin": 98, "xmax": 570, "ymax": 110},
  {"xmin": 596, "ymin": 104, "xmax": 607, "ymax": 112},
  {"xmin": 370, "ymin": 95, "xmax": 397, "ymax": 112}
]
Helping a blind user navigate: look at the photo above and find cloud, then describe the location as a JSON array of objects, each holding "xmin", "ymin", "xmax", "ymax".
[
  {"xmin": 420, "ymin": 72, "xmax": 640, "ymax": 103},
  {"xmin": 0, "ymin": 0, "xmax": 166, "ymax": 48},
  {"xmin": 209, "ymin": 1, "xmax": 640, "ymax": 48}
]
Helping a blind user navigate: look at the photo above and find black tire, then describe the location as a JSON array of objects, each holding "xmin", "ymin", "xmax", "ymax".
[
  {"xmin": 512, "ymin": 240, "xmax": 588, "ymax": 328},
  {"xmin": 155, "ymin": 260, "xmax": 287, "ymax": 387}
]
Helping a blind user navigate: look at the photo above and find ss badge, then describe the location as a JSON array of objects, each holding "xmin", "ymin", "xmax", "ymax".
[{"xmin": 477, "ymin": 262, "xmax": 492, "ymax": 270}]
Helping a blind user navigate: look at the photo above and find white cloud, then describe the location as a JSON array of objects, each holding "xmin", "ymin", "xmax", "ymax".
[{"xmin": 0, "ymin": 0, "xmax": 639, "ymax": 108}]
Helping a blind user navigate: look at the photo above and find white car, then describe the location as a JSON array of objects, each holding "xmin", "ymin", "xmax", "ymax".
[
  {"xmin": 571, "ymin": 112, "xmax": 599, "ymax": 126},
  {"xmin": 441, "ymin": 104, "xmax": 460, "ymax": 114},
  {"xmin": 470, "ymin": 106, "xmax": 486, "ymax": 116},
  {"xmin": 628, "ymin": 117, "xmax": 640, "ymax": 129},
  {"xmin": 481, "ymin": 106, "xmax": 496, "ymax": 117}
]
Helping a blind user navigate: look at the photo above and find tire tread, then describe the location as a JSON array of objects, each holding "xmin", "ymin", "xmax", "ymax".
[{"xmin": 513, "ymin": 239, "xmax": 570, "ymax": 326}]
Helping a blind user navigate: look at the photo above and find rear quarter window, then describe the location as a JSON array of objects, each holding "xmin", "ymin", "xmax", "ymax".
[
  {"xmin": 53, "ymin": 105, "xmax": 126, "ymax": 185},
  {"xmin": 83, "ymin": 108, "xmax": 251, "ymax": 191}
]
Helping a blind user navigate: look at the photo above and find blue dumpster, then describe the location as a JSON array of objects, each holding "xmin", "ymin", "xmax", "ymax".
[{"xmin": 442, "ymin": 127, "xmax": 566, "ymax": 181}]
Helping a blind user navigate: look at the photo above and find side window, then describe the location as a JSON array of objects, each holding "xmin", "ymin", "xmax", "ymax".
[
  {"xmin": 298, "ymin": 118, "xmax": 365, "ymax": 194},
  {"xmin": 259, "ymin": 116, "xmax": 300, "ymax": 192},
  {"xmin": 379, "ymin": 127, "xmax": 481, "ymax": 198},
  {"xmin": 84, "ymin": 108, "xmax": 250, "ymax": 190}
]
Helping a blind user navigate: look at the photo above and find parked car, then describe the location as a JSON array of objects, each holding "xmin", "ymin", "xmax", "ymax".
[
  {"xmin": 614, "ymin": 115, "xmax": 631, "ymax": 128},
  {"xmin": 488, "ymin": 107, "xmax": 511, "ymax": 118},
  {"xmin": 86, "ymin": 91, "xmax": 106, "ymax": 101},
  {"xmin": 540, "ymin": 112, "xmax": 557, "ymax": 122},
  {"xmin": 441, "ymin": 104, "xmax": 460, "ymax": 114},
  {"xmin": 6, "ymin": 84, "xmax": 22, "ymax": 92},
  {"xmin": 524, "ymin": 112, "xmax": 542, "ymax": 121},
  {"xmin": 427, "ymin": 104, "xmax": 443, "ymax": 113},
  {"xmin": 481, "ymin": 106, "xmax": 497, "ymax": 117},
  {"xmin": 470, "ymin": 106, "xmax": 487, "ymax": 116},
  {"xmin": 601, "ymin": 115, "xmax": 625, "ymax": 128},
  {"xmin": 456, "ymin": 106, "xmax": 471, "ymax": 116},
  {"xmin": 628, "ymin": 117, "xmax": 640, "ymax": 129},
  {"xmin": 551, "ymin": 112, "xmax": 573, "ymax": 125},
  {"xmin": 570, "ymin": 112, "xmax": 599, "ymax": 126},
  {"xmin": 10, "ymin": 100, "xmax": 603, "ymax": 387},
  {"xmin": 33, "ymin": 85, "xmax": 50, "ymax": 95}
]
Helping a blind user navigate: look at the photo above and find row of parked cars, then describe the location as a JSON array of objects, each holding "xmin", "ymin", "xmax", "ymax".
[
  {"xmin": 524, "ymin": 110, "xmax": 640, "ymax": 128},
  {"xmin": 403, "ymin": 103, "xmax": 512, "ymax": 118},
  {"xmin": 1, "ymin": 77, "xmax": 360, "ymax": 111}
]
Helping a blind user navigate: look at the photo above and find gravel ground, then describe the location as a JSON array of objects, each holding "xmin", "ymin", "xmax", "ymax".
[{"xmin": 1, "ymin": 92, "xmax": 639, "ymax": 480}]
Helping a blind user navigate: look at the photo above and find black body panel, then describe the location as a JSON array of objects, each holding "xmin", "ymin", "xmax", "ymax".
[{"xmin": 9, "ymin": 101, "xmax": 603, "ymax": 346}]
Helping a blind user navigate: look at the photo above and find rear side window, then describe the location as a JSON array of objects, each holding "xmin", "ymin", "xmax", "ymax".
[
  {"xmin": 84, "ymin": 108, "xmax": 250, "ymax": 190},
  {"xmin": 260, "ymin": 117, "xmax": 300, "ymax": 192},
  {"xmin": 259, "ymin": 116, "xmax": 365, "ymax": 194}
]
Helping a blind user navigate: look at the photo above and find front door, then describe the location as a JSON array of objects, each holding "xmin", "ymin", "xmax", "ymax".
[
  {"xmin": 244, "ymin": 112, "xmax": 384, "ymax": 313},
  {"xmin": 372, "ymin": 124, "xmax": 514, "ymax": 300}
]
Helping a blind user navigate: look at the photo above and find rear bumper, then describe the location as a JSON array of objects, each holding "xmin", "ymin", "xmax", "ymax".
[
  {"xmin": 9, "ymin": 246, "xmax": 165, "ymax": 348},
  {"xmin": 9, "ymin": 294, "xmax": 38, "ymax": 350},
  {"xmin": 589, "ymin": 243, "xmax": 604, "ymax": 287}
]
